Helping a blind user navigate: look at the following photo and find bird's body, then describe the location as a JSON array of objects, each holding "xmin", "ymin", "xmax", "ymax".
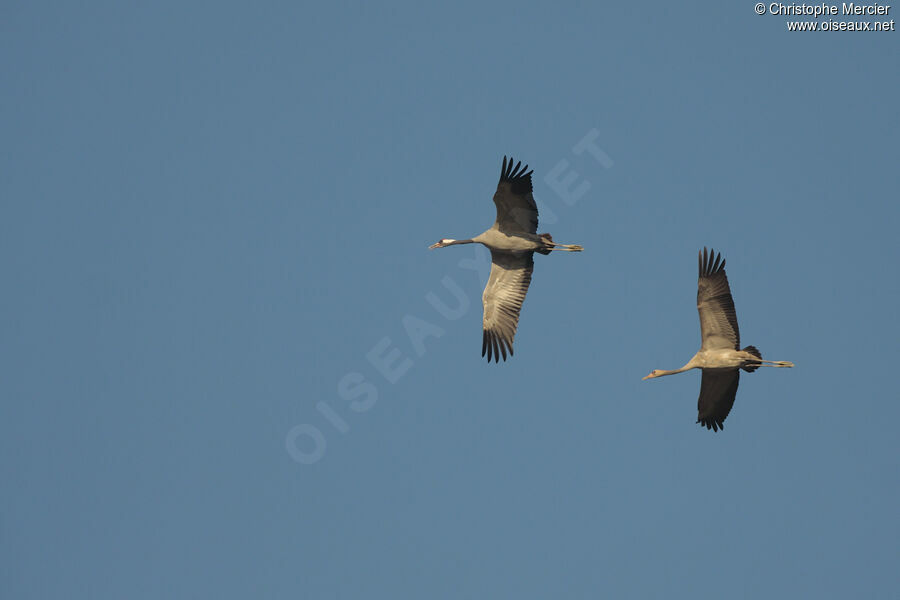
[
  {"xmin": 472, "ymin": 229, "xmax": 550, "ymax": 253},
  {"xmin": 643, "ymin": 248, "xmax": 793, "ymax": 431},
  {"xmin": 429, "ymin": 156, "xmax": 583, "ymax": 362},
  {"xmin": 685, "ymin": 348, "xmax": 765, "ymax": 370}
]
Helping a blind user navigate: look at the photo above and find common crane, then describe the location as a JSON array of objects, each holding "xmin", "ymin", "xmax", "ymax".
[
  {"xmin": 643, "ymin": 248, "xmax": 794, "ymax": 431},
  {"xmin": 429, "ymin": 156, "xmax": 583, "ymax": 363}
]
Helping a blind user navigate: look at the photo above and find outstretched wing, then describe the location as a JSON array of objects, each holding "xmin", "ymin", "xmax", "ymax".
[
  {"xmin": 697, "ymin": 247, "xmax": 740, "ymax": 351},
  {"xmin": 492, "ymin": 156, "xmax": 538, "ymax": 234},
  {"xmin": 697, "ymin": 369, "xmax": 740, "ymax": 432},
  {"xmin": 481, "ymin": 250, "xmax": 534, "ymax": 362}
]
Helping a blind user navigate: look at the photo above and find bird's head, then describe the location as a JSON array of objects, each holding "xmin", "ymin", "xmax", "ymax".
[
  {"xmin": 642, "ymin": 370, "xmax": 662, "ymax": 380},
  {"xmin": 428, "ymin": 238, "xmax": 455, "ymax": 249}
]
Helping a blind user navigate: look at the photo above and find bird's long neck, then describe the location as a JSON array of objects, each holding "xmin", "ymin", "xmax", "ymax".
[
  {"xmin": 655, "ymin": 363, "xmax": 696, "ymax": 377},
  {"xmin": 447, "ymin": 239, "xmax": 475, "ymax": 246}
]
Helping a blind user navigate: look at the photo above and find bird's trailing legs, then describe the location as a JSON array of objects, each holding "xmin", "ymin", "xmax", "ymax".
[
  {"xmin": 545, "ymin": 242, "xmax": 584, "ymax": 252},
  {"xmin": 538, "ymin": 233, "xmax": 583, "ymax": 252},
  {"xmin": 752, "ymin": 360, "xmax": 795, "ymax": 368}
]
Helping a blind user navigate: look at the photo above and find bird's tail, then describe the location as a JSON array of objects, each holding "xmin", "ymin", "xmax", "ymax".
[
  {"xmin": 536, "ymin": 233, "xmax": 553, "ymax": 255},
  {"xmin": 742, "ymin": 345, "xmax": 762, "ymax": 372}
]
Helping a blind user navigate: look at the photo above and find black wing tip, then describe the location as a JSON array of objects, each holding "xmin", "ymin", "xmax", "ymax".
[
  {"xmin": 699, "ymin": 247, "xmax": 726, "ymax": 278},
  {"xmin": 482, "ymin": 329, "xmax": 512, "ymax": 363},
  {"xmin": 499, "ymin": 155, "xmax": 533, "ymax": 193},
  {"xmin": 696, "ymin": 417, "xmax": 725, "ymax": 432}
]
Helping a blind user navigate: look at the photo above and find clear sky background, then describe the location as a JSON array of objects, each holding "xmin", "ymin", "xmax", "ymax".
[{"xmin": 2, "ymin": 2, "xmax": 898, "ymax": 598}]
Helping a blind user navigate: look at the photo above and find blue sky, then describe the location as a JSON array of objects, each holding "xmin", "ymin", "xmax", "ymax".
[{"xmin": 2, "ymin": 2, "xmax": 898, "ymax": 598}]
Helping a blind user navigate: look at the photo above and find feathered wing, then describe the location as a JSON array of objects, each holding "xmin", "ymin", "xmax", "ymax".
[
  {"xmin": 481, "ymin": 250, "xmax": 534, "ymax": 362},
  {"xmin": 697, "ymin": 369, "xmax": 740, "ymax": 432},
  {"xmin": 492, "ymin": 156, "xmax": 538, "ymax": 234},
  {"xmin": 697, "ymin": 248, "xmax": 740, "ymax": 350}
]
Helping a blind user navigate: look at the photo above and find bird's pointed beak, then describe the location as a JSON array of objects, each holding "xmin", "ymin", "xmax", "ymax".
[
  {"xmin": 428, "ymin": 242, "xmax": 440, "ymax": 249},
  {"xmin": 642, "ymin": 374, "xmax": 653, "ymax": 380}
]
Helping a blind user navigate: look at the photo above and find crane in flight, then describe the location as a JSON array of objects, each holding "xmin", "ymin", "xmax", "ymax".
[
  {"xmin": 429, "ymin": 156, "xmax": 583, "ymax": 362},
  {"xmin": 643, "ymin": 248, "xmax": 794, "ymax": 431}
]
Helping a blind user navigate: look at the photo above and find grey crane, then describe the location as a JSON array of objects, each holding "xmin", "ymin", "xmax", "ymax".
[
  {"xmin": 643, "ymin": 248, "xmax": 794, "ymax": 431},
  {"xmin": 429, "ymin": 156, "xmax": 583, "ymax": 363}
]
